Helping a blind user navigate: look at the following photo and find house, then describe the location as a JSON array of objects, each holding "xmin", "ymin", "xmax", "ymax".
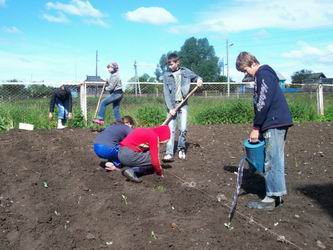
[
  {"xmin": 302, "ymin": 73, "xmax": 326, "ymax": 84},
  {"xmin": 241, "ymin": 71, "xmax": 286, "ymax": 88},
  {"xmin": 84, "ymin": 75, "xmax": 106, "ymax": 97}
]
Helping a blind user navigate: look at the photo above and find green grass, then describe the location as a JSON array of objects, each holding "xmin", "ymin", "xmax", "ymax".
[{"xmin": 1, "ymin": 92, "xmax": 333, "ymax": 131}]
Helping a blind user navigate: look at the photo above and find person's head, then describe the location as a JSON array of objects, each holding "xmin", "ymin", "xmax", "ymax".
[
  {"xmin": 122, "ymin": 115, "xmax": 135, "ymax": 128},
  {"xmin": 167, "ymin": 53, "xmax": 180, "ymax": 72},
  {"xmin": 152, "ymin": 125, "xmax": 170, "ymax": 143},
  {"xmin": 107, "ymin": 62, "xmax": 119, "ymax": 73},
  {"xmin": 236, "ymin": 52, "xmax": 260, "ymax": 77}
]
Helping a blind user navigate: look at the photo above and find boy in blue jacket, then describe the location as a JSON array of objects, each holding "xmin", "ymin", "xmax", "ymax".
[{"xmin": 236, "ymin": 52, "xmax": 293, "ymax": 210}]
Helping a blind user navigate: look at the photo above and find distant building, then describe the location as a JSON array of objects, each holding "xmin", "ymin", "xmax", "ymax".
[
  {"xmin": 241, "ymin": 71, "xmax": 286, "ymax": 88},
  {"xmin": 302, "ymin": 72, "xmax": 326, "ymax": 84},
  {"xmin": 84, "ymin": 75, "xmax": 106, "ymax": 96}
]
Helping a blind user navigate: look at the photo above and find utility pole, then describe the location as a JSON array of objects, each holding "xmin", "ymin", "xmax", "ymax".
[
  {"xmin": 226, "ymin": 40, "xmax": 234, "ymax": 97},
  {"xmin": 95, "ymin": 50, "xmax": 99, "ymax": 77},
  {"xmin": 134, "ymin": 60, "xmax": 141, "ymax": 96},
  {"xmin": 134, "ymin": 60, "xmax": 138, "ymax": 95}
]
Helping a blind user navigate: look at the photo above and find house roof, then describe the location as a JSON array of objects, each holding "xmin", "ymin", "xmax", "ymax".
[
  {"xmin": 85, "ymin": 75, "xmax": 104, "ymax": 82},
  {"xmin": 301, "ymin": 72, "xmax": 327, "ymax": 83},
  {"xmin": 241, "ymin": 71, "xmax": 286, "ymax": 82},
  {"xmin": 276, "ymin": 72, "xmax": 286, "ymax": 81},
  {"xmin": 303, "ymin": 73, "xmax": 326, "ymax": 80}
]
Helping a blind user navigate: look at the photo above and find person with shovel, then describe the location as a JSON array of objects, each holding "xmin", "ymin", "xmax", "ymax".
[
  {"xmin": 48, "ymin": 84, "xmax": 73, "ymax": 129},
  {"xmin": 93, "ymin": 116, "xmax": 135, "ymax": 171},
  {"xmin": 236, "ymin": 51, "xmax": 293, "ymax": 210},
  {"xmin": 93, "ymin": 62, "xmax": 123, "ymax": 125},
  {"xmin": 162, "ymin": 53, "xmax": 203, "ymax": 162},
  {"xmin": 118, "ymin": 125, "xmax": 170, "ymax": 183}
]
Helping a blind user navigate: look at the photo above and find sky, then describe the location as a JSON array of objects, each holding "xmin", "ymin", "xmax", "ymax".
[{"xmin": 1, "ymin": 0, "xmax": 333, "ymax": 83}]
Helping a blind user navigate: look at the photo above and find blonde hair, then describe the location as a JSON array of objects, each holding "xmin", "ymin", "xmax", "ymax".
[{"xmin": 236, "ymin": 52, "xmax": 260, "ymax": 72}]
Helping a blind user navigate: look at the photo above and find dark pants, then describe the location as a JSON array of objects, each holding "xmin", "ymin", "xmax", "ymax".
[{"xmin": 118, "ymin": 147, "xmax": 154, "ymax": 176}]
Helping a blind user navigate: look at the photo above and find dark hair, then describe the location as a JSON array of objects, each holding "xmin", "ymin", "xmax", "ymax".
[
  {"xmin": 167, "ymin": 53, "xmax": 179, "ymax": 63},
  {"xmin": 122, "ymin": 115, "xmax": 135, "ymax": 126},
  {"xmin": 235, "ymin": 52, "xmax": 260, "ymax": 72}
]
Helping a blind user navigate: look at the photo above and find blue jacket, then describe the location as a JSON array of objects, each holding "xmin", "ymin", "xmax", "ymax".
[
  {"xmin": 253, "ymin": 65, "xmax": 293, "ymax": 131},
  {"xmin": 94, "ymin": 124, "xmax": 132, "ymax": 147},
  {"xmin": 163, "ymin": 67, "xmax": 201, "ymax": 110}
]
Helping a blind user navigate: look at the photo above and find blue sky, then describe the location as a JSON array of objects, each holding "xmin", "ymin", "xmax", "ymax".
[{"xmin": 1, "ymin": 0, "xmax": 333, "ymax": 83}]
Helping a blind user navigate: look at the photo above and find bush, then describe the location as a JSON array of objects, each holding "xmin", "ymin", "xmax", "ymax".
[
  {"xmin": 0, "ymin": 109, "xmax": 14, "ymax": 131},
  {"xmin": 70, "ymin": 108, "xmax": 86, "ymax": 128},
  {"xmin": 194, "ymin": 100, "xmax": 253, "ymax": 125},
  {"xmin": 135, "ymin": 105, "xmax": 165, "ymax": 126},
  {"xmin": 289, "ymin": 101, "xmax": 318, "ymax": 122}
]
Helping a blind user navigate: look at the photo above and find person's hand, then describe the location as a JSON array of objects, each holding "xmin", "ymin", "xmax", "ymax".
[
  {"xmin": 249, "ymin": 129, "xmax": 259, "ymax": 143},
  {"xmin": 196, "ymin": 78, "xmax": 203, "ymax": 88},
  {"xmin": 169, "ymin": 109, "xmax": 176, "ymax": 116},
  {"xmin": 67, "ymin": 112, "xmax": 72, "ymax": 119},
  {"xmin": 48, "ymin": 112, "xmax": 53, "ymax": 120}
]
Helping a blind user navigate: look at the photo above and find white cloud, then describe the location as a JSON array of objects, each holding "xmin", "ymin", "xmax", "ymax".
[
  {"xmin": 282, "ymin": 42, "xmax": 333, "ymax": 64},
  {"xmin": 43, "ymin": 12, "xmax": 69, "ymax": 23},
  {"xmin": 170, "ymin": 0, "xmax": 333, "ymax": 34},
  {"xmin": 282, "ymin": 41, "xmax": 333, "ymax": 76},
  {"xmin": 83, "ymin": 18, "xmax": 107, "ymax": 27},
  {"xmin": 46, "ymin": 0, "xmax": 103, "ymax": 18},
  {"xmin": 0, "ymin": 49, "xmax": 92, "ymax": 81},
  {"xmin": 2, "ymin": 26, "xmax": 20, "ymax": 34},
  {"xmin": 44, "ymin": 0, "xmax": 106, "ymax": 26},
  {"xmin": 0, "ymin": 0, "xmax": 5, "ymax": 7},
  {"xmin": 125, "ymin": 7, "xmax": 177, "ymax": 25}
]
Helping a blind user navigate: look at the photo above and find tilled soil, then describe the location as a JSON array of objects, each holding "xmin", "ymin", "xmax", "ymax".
[{"xmin": 0, "ymin": 123, "xmax": 332, "ymax": 249}]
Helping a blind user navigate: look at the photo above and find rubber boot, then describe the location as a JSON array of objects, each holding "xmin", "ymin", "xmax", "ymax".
[{"xmin": 57, "ymin": 119, "xmax": 65, "ymax": 129}]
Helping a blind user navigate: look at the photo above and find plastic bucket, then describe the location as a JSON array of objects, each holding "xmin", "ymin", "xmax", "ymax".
[{"xmin": 243, "ymin": 139, "xmax": 265, "ymax": 173}]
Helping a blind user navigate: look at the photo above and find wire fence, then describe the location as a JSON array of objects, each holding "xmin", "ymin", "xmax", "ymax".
[{"xmin": 0, "ymin": 80, "xmax": 333, "ymax": 129}]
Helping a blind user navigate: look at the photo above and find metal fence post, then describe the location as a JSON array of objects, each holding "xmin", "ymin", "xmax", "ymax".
[
  {"xmin": 80, "ymin": 82, "xmax": 87, "ymax": 124},
  {"xmin": 317, "ymin": 82, "xmax": 324, "ymax": 116}
]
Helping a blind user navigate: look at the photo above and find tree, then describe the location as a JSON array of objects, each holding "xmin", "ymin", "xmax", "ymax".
[
  {"xmin": 291, "ymin": 69, "xmax": 313, "ymax": 83},
  {"xmin": 27, "ymin": 84, "xmax": 53, "ymax": 98},
  {"xmin": 179, "ymin": 37, "xmax": 220, "ymax": 82},
  {"xmin": 128, "ymin": 73, "xmax": 155, "ymax": 82},
  {"xmin": 157, "ymin": 50, "xmax": 179, "ymax": 77},
  {"xmin": 154, "ymin": 64, "xmax": 162, "ymax": 82},
  {"xmin": 157, "ymin": 37, "xmax": 220, "ymax": 81}
]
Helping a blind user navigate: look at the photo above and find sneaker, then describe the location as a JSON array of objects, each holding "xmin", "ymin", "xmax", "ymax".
[
  {"xmin": 121, "ymin": 168, "xmax": 142, "ymax": 183},
  {"xmin": 162, "ymin": 154, "xmax": 174, "ymax": 162},
  {"xmin": 246, "ymin": 196, "xmax": 284, "ymax": 210},
  {"xmin": 93, "ymin": 119, "xmax": 104, "ymax": 126},
  {"xmin": 178, "ymin": 150, "xmax": 186, "ymax": 160}
]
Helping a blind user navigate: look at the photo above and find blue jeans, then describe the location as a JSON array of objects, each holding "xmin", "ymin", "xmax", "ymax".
[
  {"xmin": 97, "ymin": 92, "xmax": 123, "ymax": 122},
  {"xmin": 166, "ymin": 104, "xmax": 188, "ymax": 155},
  {"xmin": 93, "ymin": 144, "xmax": 121, "ymax": 167},
  {"xmin": 56, "ymin": 98, "xmax": 69, "ymax": 120},
  {"xmin": 263, "ymin": 128, "xmax": 288, "ymax": 197}
]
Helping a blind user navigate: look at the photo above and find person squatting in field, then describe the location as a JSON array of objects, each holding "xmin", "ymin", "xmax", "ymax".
[
  {"xmin": 236, "ymin": 51, "xmax": 293, "ymax": 210},
  {"xmin": 118, "ymin": 125, "xmax": 171, "ymax": 183},
  {"xmin": 49, "ymin": 84, "xmax": 73, "ymax": 129},
  {"xmin": 93, "ymin": 116, "xmax": 135, "ymax": 171},
  {"xmin": 162, "ymin": 53, "xmax": 203, "ymax": 162},
  {"xmin": 93, "ymin": 62, "xmax": 123, "ymax": 125}
]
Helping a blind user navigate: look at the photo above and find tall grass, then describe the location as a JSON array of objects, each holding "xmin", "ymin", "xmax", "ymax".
[{"xmin": 0, "ymin": 93, "xmax": 332, "ymax": 131}]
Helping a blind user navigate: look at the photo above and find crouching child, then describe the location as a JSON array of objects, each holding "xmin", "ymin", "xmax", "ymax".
[
  {"xmin": 118, "ymin": 125, "xmax": 170, "ymax": 183},
  {"xmin": 93, "ymin": 116, "xmax": 135, "ymax": 171}
]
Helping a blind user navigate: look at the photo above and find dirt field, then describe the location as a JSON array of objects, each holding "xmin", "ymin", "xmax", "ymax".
[{"xmin": 0, "ymin": 123, "xmax": 332, "ymax": 249}]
